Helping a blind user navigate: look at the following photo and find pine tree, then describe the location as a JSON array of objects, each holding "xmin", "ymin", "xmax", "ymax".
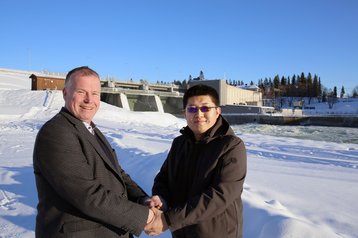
[
  {"xmin": 353, "ymin": 86, "xmax": 358, "ymax": 98},
  {"xmin": 333, "ymin": 86, "xmax": 337, "ymax": 98},
  {"xmin": 273, "ymin": 75, "xmax": 280, "ymax": 89},
  {"xmin": 291, "ymin": 75, "xmax": 297, "ymax": 97},
  {"xmin": 340, "ymin": 86, "xmax": 345, "ymax": 98},
  {"xmin": 298, "ymin": 72, "xmax": 306, "ymax": 97},
  {"xmin": 292, "ymin": 75, "xmax": 296, "ymax": 85},
  {"xmin": 286, "ymin": 77, "xmax": 291, "ymax": 97},
  {"xmin": 322, "ymin": 88, "xmax": 328, "ymax": 102},
  {"xmin": 306, "ymin": 73, "xmax": 312, "ymax": 97},
  {"xmin": 318, "ymin": 77, "xmax": 322, "ymax": 97},
  {"xmin": 313, "ymin": 75, "xmax": 319, "ymax": 97}
]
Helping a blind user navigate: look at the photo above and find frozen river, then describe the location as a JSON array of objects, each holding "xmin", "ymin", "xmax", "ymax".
[{"xmin": 232, "ymin": 123, "xmax": 358, "ymax": 144}]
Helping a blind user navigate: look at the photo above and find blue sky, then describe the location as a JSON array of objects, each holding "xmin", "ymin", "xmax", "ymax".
[{"xmin": 1, "ymin": 0, "xmax": 357, "ymax": 93}]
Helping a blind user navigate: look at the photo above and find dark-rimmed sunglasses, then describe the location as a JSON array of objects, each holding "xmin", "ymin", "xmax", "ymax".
[{"xmin": 186, "ymin": 106, "xmax": 217, "ymax": 113}]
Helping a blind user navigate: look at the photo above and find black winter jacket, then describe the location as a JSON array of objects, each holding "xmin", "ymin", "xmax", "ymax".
[{"xmin": 152, "ymin": 115, "xmax": 247, "ymax": 238}]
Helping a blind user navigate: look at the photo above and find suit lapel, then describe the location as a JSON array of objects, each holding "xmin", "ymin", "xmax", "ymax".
[{"xmin": 60, "ymin": 108, "xmax": 122, "ymax": 179}]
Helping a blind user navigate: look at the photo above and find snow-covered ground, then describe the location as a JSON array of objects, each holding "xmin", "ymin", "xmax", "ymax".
[{"xmin": 1, "ymin": 69, "xmax": 358, "ymax": 237}]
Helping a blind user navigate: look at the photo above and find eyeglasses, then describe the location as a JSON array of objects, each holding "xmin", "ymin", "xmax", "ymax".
[{"xmin": 186, "ymin": 106, "xmax": 217, "ymax": 113}]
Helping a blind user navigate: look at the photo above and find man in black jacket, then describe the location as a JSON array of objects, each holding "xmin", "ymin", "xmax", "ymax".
[
  {"xmin": 33, "ymin": 66, "xmax": 162, "ymax": 238},
  {"xmin": 149, "ymin": 84, "xmax": 247, "ymax": 238}
]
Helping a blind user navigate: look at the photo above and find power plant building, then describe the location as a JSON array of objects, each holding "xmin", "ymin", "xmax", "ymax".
[{"xmin": 189, "ymin": 79, "xmax": 262, "ymax": 106}]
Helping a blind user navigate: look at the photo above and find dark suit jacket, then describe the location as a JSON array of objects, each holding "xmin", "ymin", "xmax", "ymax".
[{"xmin": 33, "ymin": 108, "xmax": 148, "ymax": 238}]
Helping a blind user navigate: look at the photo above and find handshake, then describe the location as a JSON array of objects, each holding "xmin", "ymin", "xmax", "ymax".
[{"xmin": 143, "ymin": 195, "xmax": 168, "ymax": 236}]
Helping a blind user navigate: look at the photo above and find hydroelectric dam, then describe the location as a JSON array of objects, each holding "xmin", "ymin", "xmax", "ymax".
[{"xmin": 100, "ymin": 81, "xmax": 184, "ymax": 116}]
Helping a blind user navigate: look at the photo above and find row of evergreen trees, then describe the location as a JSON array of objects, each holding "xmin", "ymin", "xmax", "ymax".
[
  {"xmin": 259, "ymin": 72, "xmax": 322, "ymax": 98},
  {"xmin": 257, "ymin": 72, "xmax": 351, "ymax": 100}
]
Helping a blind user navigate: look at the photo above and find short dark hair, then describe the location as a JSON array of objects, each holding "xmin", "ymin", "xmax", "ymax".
[
  {"xmin": 183, "ymin": 84, "xmax": 220, "ymax": 109},
  {"xmin": 65, "ymin": 66, "xmax": 99, "ymax": 87}
]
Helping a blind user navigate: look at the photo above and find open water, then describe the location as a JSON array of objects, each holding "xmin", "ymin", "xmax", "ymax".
[{"xmin": 232, "ymin": 124, "xmax": 358, "ymax": 144}]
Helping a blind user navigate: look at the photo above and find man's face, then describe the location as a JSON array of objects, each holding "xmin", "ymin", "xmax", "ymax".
[
  {"xmin": 184, "ymin": 95, "xmax": 221, "ymax": 141},
  {"xmin": 63, "ymin": 73, "xmax": 101, "ymax": 123}
]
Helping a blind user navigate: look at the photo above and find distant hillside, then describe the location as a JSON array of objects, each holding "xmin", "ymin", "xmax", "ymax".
[{"xmin": 0, "ymin": 68, "xmax": 34, "ymax": 89}]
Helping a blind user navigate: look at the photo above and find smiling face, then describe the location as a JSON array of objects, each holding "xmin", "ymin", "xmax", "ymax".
[
  {"xmin": 62, "ymin": 72, "xmax": 101, "ymax": 123},
  {"xmin": 184, "ymin": 95, "xmax": 221, "ymax": 141}
]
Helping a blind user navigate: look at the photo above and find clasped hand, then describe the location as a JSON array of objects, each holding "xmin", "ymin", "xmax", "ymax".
[{"xmin": 143, "ymin": 196, "xmax": 168, "ymax": 236}]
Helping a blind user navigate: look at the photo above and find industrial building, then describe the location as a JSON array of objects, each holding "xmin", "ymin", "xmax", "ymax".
[{"xmin": 189, "ymin": 79, "xmax": 262, "ymax": 106}]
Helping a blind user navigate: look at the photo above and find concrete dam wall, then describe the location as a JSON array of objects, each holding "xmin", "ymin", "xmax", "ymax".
[{"xmin": 101, "ymin": 91, "xmax": 183, "ymax": 115}]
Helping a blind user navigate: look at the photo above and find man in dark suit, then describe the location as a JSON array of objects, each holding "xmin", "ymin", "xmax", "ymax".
[{"xmin": 33, "ymin": 66, "xmax": 165, "ymax": 237}]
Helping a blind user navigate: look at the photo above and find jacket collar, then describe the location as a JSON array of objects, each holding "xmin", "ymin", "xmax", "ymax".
[{"xmin": 180, "ymin": 115, "xmax": 233, "ymax": 143}]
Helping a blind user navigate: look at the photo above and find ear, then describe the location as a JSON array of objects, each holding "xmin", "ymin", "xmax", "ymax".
[
  {"xmin": 183, "ymin": 109, "xmax": 189, "ymax": 121},
  {"xmin": 62, "ymin": 88, "xmax": 67, "ymax": 99},
  {"xmin": 216, "ymin": 106, "xmax": 221, "ymax": 115}
]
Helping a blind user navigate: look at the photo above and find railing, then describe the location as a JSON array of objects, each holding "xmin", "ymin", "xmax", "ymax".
[{"xmin": 101, "ymin": 87, "xmax": 183, "ymax": 97}]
